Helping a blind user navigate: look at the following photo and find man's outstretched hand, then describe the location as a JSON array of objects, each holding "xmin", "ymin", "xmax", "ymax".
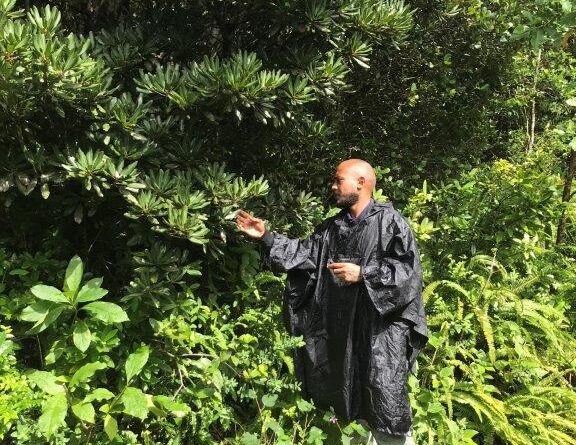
[{"xmin": 236, "ymin": 210, "xmax": 266, "ymax": 239}]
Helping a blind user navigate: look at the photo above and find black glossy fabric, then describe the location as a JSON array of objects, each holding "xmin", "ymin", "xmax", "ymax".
[{"xmin": 263, "ymin": 201, "xmax": 427, "ymax": 436}]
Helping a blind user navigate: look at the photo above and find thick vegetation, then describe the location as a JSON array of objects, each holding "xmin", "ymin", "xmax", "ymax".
[{"xmin": 1, "ymin": 0, "xmax": 576, "ymax": 444}]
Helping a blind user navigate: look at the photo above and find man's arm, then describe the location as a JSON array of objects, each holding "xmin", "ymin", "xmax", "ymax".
[{"xmin": 236, "ymin": 209, "xmax": 324, "ymax": 272}]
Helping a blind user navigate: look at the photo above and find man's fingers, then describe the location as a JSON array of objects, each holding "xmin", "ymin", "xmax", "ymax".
[
  {"xmin": 237, "ymin": 215, "xmax": 258, "ymax": 227},
  {"xmin": 236, "ymin": 215, "xmax": 250, "ymax": 225},
  {"xmin": 237, "ymin": 211, "xmax": 262, "ymax": 226},
  {"xmin": 236, "ymin": 209, "xmax": 251, "ymax": 218}
]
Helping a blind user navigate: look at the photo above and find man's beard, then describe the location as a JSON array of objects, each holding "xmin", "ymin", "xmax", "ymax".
[{"xmin": 334, "ymin": 192, "xmax": 359, "ymax": 208}]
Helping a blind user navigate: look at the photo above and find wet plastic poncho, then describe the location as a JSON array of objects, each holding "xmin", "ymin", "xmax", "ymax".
[{"xmin": 261, "ymin": 201, "xmax": 427, "ymax": 436}]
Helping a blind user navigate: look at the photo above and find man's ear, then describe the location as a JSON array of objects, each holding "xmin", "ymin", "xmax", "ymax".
[{"xmin": 357, "ymin": 176, "xmax": 365, "ymax": 189}]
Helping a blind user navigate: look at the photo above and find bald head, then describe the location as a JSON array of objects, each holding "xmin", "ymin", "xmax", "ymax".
[
  {"xmin": 336, "ymin": 159, "xmax": 376, "ymax": 192},
  {"xmin": 331, "ymin": 159, "xmax": 376, "ymax": 210}
]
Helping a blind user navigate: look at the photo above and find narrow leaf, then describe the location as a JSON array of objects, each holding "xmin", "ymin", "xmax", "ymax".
[{"xmin": 64, "ymin": 255, "xmax": 83, "ymax": 295}]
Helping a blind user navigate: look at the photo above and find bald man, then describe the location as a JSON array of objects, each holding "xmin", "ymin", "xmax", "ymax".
[{"xmin": 236, "ymin": 159, "xmax": 427, "ymax": 445}]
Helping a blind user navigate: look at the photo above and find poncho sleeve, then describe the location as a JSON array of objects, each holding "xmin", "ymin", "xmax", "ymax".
[
  {"xmin": 261, "ymin": 221, "xmax": 328, "ymax": 272},
  {"xmin": 361, "ymin": 215, "xmax": 422, "ymax": 317}
]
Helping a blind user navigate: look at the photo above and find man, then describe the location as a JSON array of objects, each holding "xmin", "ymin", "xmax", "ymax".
[{"xmin": 236, "ymin": 159, "xmax": 427, "ymax": 445}]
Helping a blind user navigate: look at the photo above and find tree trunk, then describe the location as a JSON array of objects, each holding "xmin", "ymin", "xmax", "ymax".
[
  {"xmin": 526, "ymin": 49, "xmax": 542, "ymax": 153},
  {"xmin": 556, "ymin": 149, "xmax": 576, "ymax": 244}
]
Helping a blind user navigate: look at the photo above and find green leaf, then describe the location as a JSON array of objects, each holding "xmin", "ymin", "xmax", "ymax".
[
  {"xmin": 262, "ymin": 394, "xmax": 278, "ymax": 407},
  {"xmin": 83, "ymin": 388, "xmax": 115, "ymax": 403},
  {"xmin": 73, "ymin": 321, "xmax": 91, "ymax": 352},
  {"xmin": 84, "ymin": 277, "xmax": 103, "ymax": 288},
  {"xmin": 566, "ymin": 97, "xmax": 576, "ymax": 107},
  {"xmin": 82, "ymin": 301, "xmax": 129, "ymax": 323},
  {"xmin": 71, "ymin": 401, "xmax": 95, "ymax": 423},
  {"xmin": 240, "ymin": 432, "xmax": 261, "ymax": 445},
  {"xmin": 296, "ymin": 398, "xmax": 314, "ymax": 412},
  {"xmin": 125, "ymin": 345, "xmax": 149, "ymax": 382},
  {"xmin": 28, "ymin": 306, "xmax": 65, "ymax": 334},
  {"xmin": 306, "ymin": 426, "xmax": 326, "ymax": 445},
  {"xmin": 20, "ymin": 301, "xmax": 51, "ymax": 322},
  {"xmin": 28, "ymin": 370, "xmax": 65, "ymax": 395},
  {"xmin": 153, "ymin": 395, "xmax": 190, "ymax": 418},
  {"xmin": 64, "ymin": 255, "xmax": 83, "ymax": 295},
  {"xmin": 69, "ymin": 361, "xmax": 108, "ymax": 387},
  {"xmin": 76, "ymin": 285, "xmax": 108, "ymax": 303},
  {"xmin": 31, "ymin": 285, "xmax": 68, "ymax": 303},
  {"xmin": 38, "ymin": 393, "xmax": 68, "ymax": 438},
  {"xmin": 103, "ymin": 414, "xmax": 117, "ymax": 439},
  {"xmin": 121, "ymin": 387, "xmax": 148, "ymax": 420}
]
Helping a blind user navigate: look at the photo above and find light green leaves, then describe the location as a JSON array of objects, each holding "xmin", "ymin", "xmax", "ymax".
[
  {"xmin": 20, "ymin": 301, "xmax": 50, "ymax": 322},
  {"xmin": 23, "ymin": 254, "xmax": 127, "ymax": 353},
  {"xmin": 30, "ymin": 284, "xmax": 68, "ymax": 303},
  {"xmin": 82, "ymin": 301, "xmax": 128, "ymax": 323},
  {"xmin": 28, "ymin": 370, "xmax": 65, "ymax": 395},
  {"xmin": 153, "ymin": 395, "xmax": 190, "ymax": 418},
  {"xmin": 64, "ymin": 255, "xmax": 83, "ymax": 296},
  {"xmin": 83, "ymin": 387, "xmax": 115, "ymax": 403},
  {"xmin": 76, "ymin": 285, "xmax": 108, "ymax": 303},
  {"xmin": 73, "ymin": 321, "xmax": 91, "ymax": 352},
  {"xmin": 104, "ymin": 414, "xmax": 118, "ymax": 439},
  {"xmin": 261, "ymin": 394, "xmax": 278, "ymax": 408},
  {"xmin": 240, "ymin": 432, "xmax": 261, "ymax": 445},
  {"xmin": 26, "ymin": 305, "xmax": 65, "ymax": 334},
  {"xmin": 121, "ymin": 387, "xmax": 148, "ymax": 419},
  {"xmin": 21, "ymin": 255, "xmax": 126, "ymax": 351},
  {"xmin": 125, "ymin": 345, "xmax": 149, "ymax": 382},
  {"xmin": 69, "ymin": 361, "xmax": 108, "ymax": 387},
  {"xmin": 71, "ymin": 401, "xmax": 95, "ymax": 423},
  {"xmin": 38, "ymin": 393, "xmax": 68, "ymax": 437}
]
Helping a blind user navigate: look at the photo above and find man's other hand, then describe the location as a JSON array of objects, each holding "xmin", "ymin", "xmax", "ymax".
[
  {"xmin": 236, "ymin": 210, "xmax": 266, "ymax": 239},
  {"xmin": 327, "ymin": 262, "xmax": 362, "ymax": 284}
]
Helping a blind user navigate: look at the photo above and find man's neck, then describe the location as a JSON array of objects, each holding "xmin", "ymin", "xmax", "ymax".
[{"xmin": 348, "ymin": 197, "xmax": 372, "ymax": 219}]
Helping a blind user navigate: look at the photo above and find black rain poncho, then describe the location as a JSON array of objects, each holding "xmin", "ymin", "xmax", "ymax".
[{"xmin": 262, "ymin": 201, "xmax": 427, "ymax": 436}]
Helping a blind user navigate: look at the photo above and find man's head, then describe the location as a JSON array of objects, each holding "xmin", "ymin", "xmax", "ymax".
[{"xmin": 331, "ymin": 159, "xmax": 376, "ymax": 208}]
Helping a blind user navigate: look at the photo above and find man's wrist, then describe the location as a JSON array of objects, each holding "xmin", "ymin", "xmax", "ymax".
[{"xmin": 260, "ymin": 230, "xmax": 275, "ymax": 248}]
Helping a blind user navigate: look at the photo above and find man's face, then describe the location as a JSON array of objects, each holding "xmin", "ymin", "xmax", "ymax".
[{"xmin": 331, "ymin": 166, "xmax": 359, "ymax": 208}]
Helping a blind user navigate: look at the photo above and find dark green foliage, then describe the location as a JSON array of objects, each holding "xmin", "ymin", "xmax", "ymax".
[{"xmin": 2, "ymin": 0, "xmax": 576, "ymax": 444}]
